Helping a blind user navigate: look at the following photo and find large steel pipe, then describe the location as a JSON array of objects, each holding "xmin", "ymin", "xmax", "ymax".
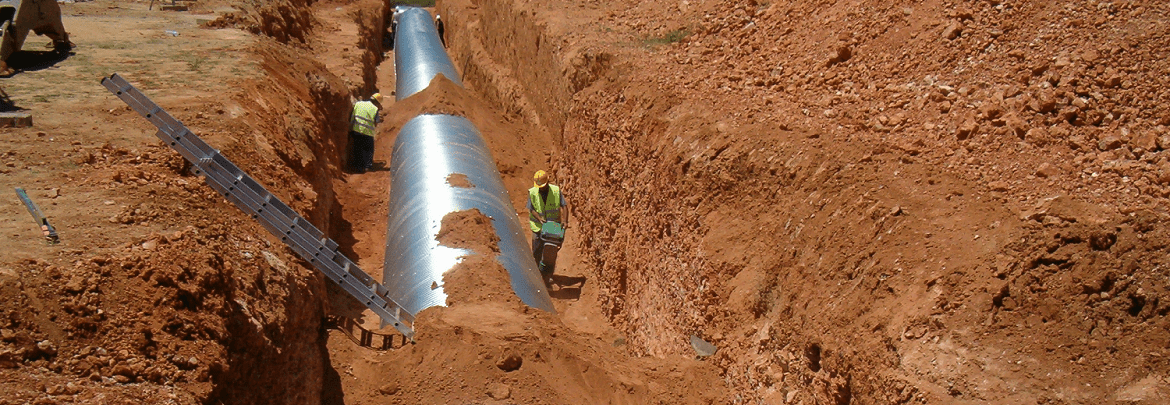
[
  {"xmin": 393, "ymin": 6, "xmax": 461, "ymax": 100},
  {"xmin": 382, "ymin": 115, "xmax": 555, "ymax": 314},
  {"xmin": 384, "ymin": 7, "xmax": 554, "ymax": 316}
]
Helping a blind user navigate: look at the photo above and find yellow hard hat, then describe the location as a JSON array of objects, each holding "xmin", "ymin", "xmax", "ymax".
[
  {"xmin": 371, "ymin": 93, "xmax": 383, "ymax": 104},
  {"xmin": 533, "ymin": 170, "xmax": 548, "ymax": 187}
]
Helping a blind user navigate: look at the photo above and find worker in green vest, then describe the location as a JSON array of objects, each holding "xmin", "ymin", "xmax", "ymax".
[
  {"xmin": 348, "ymin": 93, "xmax": 383, "ymax": 173},
  {"xmin": 528, "ymin": 170, "xmax": 569, "ymax": 270}
]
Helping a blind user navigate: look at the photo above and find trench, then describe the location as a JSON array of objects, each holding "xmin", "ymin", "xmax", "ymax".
[
  {"xmin": 212, "ymin": 0, "xmax": 912, "ymax": 402},
  {"xmin": 176, "ymin": 0, "xmax": 397, "ymax": 403}
]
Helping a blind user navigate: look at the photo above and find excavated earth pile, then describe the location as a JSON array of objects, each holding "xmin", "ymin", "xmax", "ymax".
[{"xmin": 1, "ymin": 0, "xmax": 1169, "ymax": 404}]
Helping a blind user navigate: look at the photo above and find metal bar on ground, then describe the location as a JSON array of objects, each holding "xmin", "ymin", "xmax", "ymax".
[
  {"xmin": 100, "ymin": 73, "xmax": 415, "ymax": 340},
  {"xmin": 14, "ymin": 187, "xmax": 59, "ymax": 244}
]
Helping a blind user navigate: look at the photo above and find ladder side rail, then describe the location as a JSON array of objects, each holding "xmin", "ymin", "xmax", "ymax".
[
  {"xmin": 334, "ymin": 254, "xmax": 377, "ymax": 287},
  {"xmin": 194, "ymin": 131, "xmax": 417, "ymax": 334},
  {"xmin": 202, "ymin": 150, "xmax": 328, "ymax": 243},
  {"xmin": 102, "ymin": 74, "xmax": 416, "ymax": 338}
]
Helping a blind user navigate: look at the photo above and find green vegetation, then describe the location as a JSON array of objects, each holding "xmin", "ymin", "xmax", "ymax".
[
  {"xmin": 185, "ymin": 55, "xmax": 209, "ymax": 72},
  {"xmin": 93, "ymin": 41, "xmax": 132, "ymax": 50},
  {"xmin": 642, "ymin": 29, "xmax": 689, "ymax": 48}
]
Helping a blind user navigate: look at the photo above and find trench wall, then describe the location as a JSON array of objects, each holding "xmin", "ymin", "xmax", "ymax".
[
  {"xmin": 196, "ymin": 0, "xmax": 388, "ymax": 403},
  {"xmin": 437, "ymin": 0, "xmax": 958, "ymax": 402}
]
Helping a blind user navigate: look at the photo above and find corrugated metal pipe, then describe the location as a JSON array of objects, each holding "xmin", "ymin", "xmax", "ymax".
[
  {"xmin": 393, "ymin": 6, "xmax": 462, "ymax": 100},
  {"xmin": 382, "ymin": 7, "xmax": 555, "ymax": 316}
]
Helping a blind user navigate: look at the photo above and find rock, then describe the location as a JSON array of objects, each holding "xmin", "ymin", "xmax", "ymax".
[
  {"xmin": 495, "ymin": 350, "xmax": 522, "ymax": 372},
  {"xmin": 826, "ymin": 44, "xmax": 851, "ymax": 65},
  {"xmin": 377, "ymin": 382, "xmax": 399, "ymax": 396},
  {"xmin": 1025, "ymin": 127, "xmax": 1050, "ymax": 145},
  {"xmin": 1029, "ymin": 91, "xmax": 1057, "ymax": 113},
  {"xmin": 1004, "ymin": 114, "xmax": 1027, "ymax": 138},
  {"xmin": 113, "ymin": 375, "xmax": 130, "ymax": 384},
  {"xmin": 1156, "ymin": 127, "xmax": 1170, "ymax": 150},
  {"xmin": 942, "ymin": 21, "xmax": 963, "ymax": 40},
  {"xmin": 1156, "ymin": 162, "xmax": 1170, "ymax": 185},
  {"xmin": 980, "ymin": 104, "xmax": 1004, "ymax": 121},
  {"xmin": 988, "ymin": 181, "xmax": 1010, "ymax": 192},
  {"xmin": 36, "ymin": 340, "xmax": 57, "ymax": 357},
  {"xmin": 111, "ymin": 364, "xmax": 135, "ymax": 378},
  {"xmin": 46, "ymin": 384, "xmax": 66, "ymax": 395},
  {"xmin": 64, "ymin": 276, "xmax": 86, "ymax": 294},
  {"xmin": 690, "ymin": 335, "xmax": 718, "ymax": 357},
  {"xmin": 957, "ymin": 120, "xmax": 978, "ymax": 140},
  {"xmin": 1131, "ymin": 130, "xmax": 1158, "ymax": 152},
  {"xmin": 488, "ymin": 383, "xmax": 512, "ymax": 400},
  {"xmin": 1089, "ymin": 231, "xmax": 1116, "ymax": 251},
  {"xmin": 141, "ymin": 240, "xmax": 158, "ymax": 251},
  {"xmin": 1035, "ymin": 163, "xmax": 1059, "ymax": 178},
  {"xmin": 1068, "ymin": 135, "xmax": 1091, "ymax": 151},
  {"xmin": 1081, "ymin": 49, "xmax": 1100, "ymax": 64},
  {"xmin": 0, "ymin": 347, "xmax": 19, "ymax": 368},
  {"xmin": 1098, "ymin": 135, "xmax": 1124, "ymax": 151}
]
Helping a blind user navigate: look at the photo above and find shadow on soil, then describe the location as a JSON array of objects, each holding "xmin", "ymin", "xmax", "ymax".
[
  {"xmin": 3, "ymin": 48, "xmax": 73, "ymax": 76},
  {"xmin": 548, "ymin": 274, "xmax": 586, "ymax": 300},
  {"xmin": 320, "ymin": 336, "xmax": 346, "ymax": 405}
]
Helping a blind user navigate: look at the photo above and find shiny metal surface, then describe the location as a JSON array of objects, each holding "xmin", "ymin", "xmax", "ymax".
[
  {"xmin": 382, "ymin": 115, "xmax": 555, "ymax": 315},
  {"xmin": 393, "ymin": 7, "xmax": 461, "ymax": 100}
]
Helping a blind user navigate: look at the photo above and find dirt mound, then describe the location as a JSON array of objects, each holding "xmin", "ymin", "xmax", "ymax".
[
  {"xmin": 437, "ymin": 209, "xmax": 510, "ymax": 306},
  {"xmin": 436, "ymin": 209, "xmax": 500, "ymax": 255}
]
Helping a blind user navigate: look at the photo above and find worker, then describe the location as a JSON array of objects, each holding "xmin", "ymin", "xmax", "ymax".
[
  {"xmin": 348, "ymin": 93, "xmax": 383, "ymax": 173},
  {"xmin": 528, "ymin": 170, "xmax": 569, "ymax": 268},
  {"xmin": 387, "ymin": 17, "xmax": 397, "ymax": 50},
  {"xmin": 435, "ymin": 14, "xmax": 445, "ymax": 47}
]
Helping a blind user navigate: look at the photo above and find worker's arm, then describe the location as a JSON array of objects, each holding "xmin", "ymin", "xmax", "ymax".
[{"xmin": 527, "ymin": 200, "xmax": 545, "ymax": 224}]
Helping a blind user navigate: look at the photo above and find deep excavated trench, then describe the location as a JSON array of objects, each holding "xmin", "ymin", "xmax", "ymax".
[
  {"xmin": 226, "ymin": 0, "xmax": 873, "ymax": 402},
  {"xmin": 193, "ymin": 0, "xmax": 1170, "ymax": 403}
]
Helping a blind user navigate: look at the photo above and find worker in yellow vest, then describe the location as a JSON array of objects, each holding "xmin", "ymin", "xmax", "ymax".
[
  {"xmin": 348, "ymin": 93, "xmax": 383, "ymax": 173},
  {"xmin": 528, "ymin": 170, "xmax": 569, "ymax": 272}
]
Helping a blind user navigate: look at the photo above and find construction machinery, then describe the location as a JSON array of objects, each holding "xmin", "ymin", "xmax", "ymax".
[
  {"xmin": 536, "ymin": 221, "xmax": 565, "ymax": 275},
  {"xmin": 0, "ymin": 0, "xmax": 71, "ymax": 76}
]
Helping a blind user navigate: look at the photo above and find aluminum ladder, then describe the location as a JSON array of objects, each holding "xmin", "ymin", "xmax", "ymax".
[{"xmin": 101, "ymin": 73, "xmax": 414, "ymax": 339}]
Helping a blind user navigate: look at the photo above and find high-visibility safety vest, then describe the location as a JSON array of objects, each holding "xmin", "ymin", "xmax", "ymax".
[
  {"xmin": 528, "ymin": 185, "xmax": 562, "ymax": 233},
  {"xmin": 350, "ymin": 100, "xmax": 379, "ymax": 137}
]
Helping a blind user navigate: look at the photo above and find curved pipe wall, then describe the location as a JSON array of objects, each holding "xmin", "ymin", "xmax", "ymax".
[
  {"xmin": 383, "ymin": 7, "xmax": 554, "ymax": 315},
  {"xmin": 393, "ymin": 7, "xmax": 462, "ymax": 100},
  {"xmin": 383, "ymin": 115, "xmax": 555, "ymax": 314}
]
